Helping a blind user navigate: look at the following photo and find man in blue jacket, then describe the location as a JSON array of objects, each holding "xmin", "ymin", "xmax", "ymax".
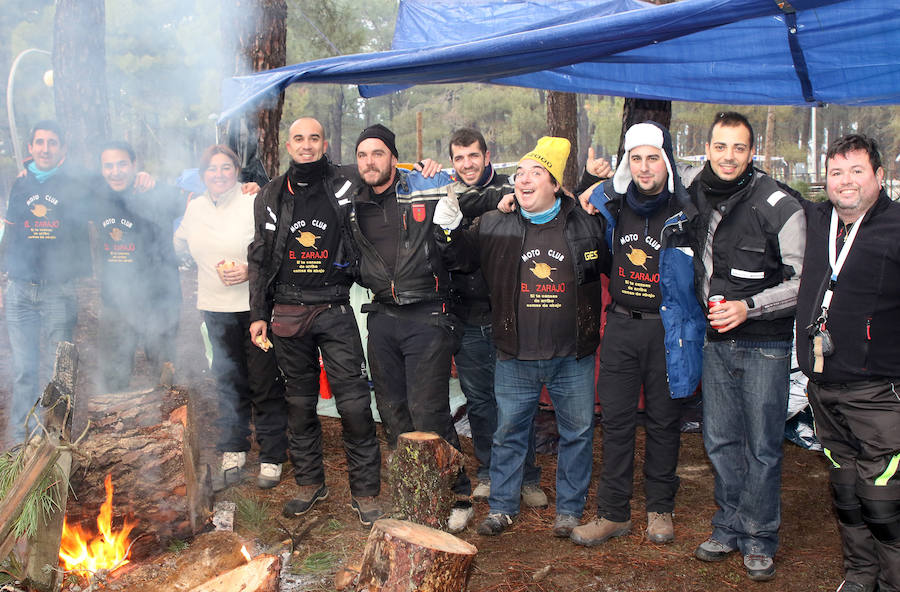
[{"xmin": 571, "ymin": 121, "xmax": 705, "ymax": 547}]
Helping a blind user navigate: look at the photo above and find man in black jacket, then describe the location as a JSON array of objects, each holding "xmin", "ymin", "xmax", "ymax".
[
  {"xmin": 435, "ymin": 137, "xmax": 610, "ymax": 538},
  {"xmin": 248, "ymin": 117, "xmax": 383, "ymax": 525},
  {"xmin": 349, "ymin": 123, "xmax": 474, "ymax": 531},
  {"xmin": 796, "ymin": 134, "xmax": 900, "ymax": 592},
  {"xmin": 447, "ymin": 128, "xmax": 547, "ymax": 513},
  {"xmin": 691, "ymin": 112, "xmax": 806, "ymax": 582}
]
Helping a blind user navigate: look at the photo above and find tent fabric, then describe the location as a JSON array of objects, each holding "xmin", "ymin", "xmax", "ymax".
[{"xmin": 220, "ymin": 0, "xmax": 900, "ymax": 120}]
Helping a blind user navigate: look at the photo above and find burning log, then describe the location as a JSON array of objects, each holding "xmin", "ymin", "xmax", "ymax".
[
  {"xmin": 107, "ymin": 531, "xmax": 251, "ymax": 592},
  {"xmin": 388, "ymin": 432, "xmax": 464, "ymax": 529},
  {"xmin": 65, "ymin": 386, "xmax": 212, "ymax": 556},
  {"xmin": 345, "ymin": 519, "xmax": 477, "ymax": 592}
]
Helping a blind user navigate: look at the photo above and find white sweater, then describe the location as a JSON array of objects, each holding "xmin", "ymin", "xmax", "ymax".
[{"xmin": 174, "ymin": 184, "xmax": 256, "ymax": 313}]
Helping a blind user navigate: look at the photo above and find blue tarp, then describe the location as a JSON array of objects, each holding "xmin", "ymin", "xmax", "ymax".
[{"xmin": 220, "ymin": 0, "xmax": 900, "ymax": 120}]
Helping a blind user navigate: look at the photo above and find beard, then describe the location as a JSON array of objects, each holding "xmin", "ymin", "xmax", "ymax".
[{"xmin": 362, "ymin": 165, "xmax": 392, "ymax": 188}]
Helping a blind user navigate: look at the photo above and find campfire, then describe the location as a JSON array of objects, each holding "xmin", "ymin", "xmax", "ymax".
[{"xmin": 59, "ymin": 474, "xmax": 135, "ymax": 577}]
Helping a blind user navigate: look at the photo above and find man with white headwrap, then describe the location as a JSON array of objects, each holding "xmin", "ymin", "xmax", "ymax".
[{"xmin": 570, "ymin": 121, "xmax": 705, "ymax": 547}]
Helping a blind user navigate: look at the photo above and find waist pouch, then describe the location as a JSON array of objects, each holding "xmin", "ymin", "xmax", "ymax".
[{"xmin": 271, "ymin": 303, "xmax": 330, "ymax": 338}]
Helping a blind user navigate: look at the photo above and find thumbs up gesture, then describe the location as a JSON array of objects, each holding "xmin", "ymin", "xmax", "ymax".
[{"xmin": 433, "ymin": 188, "xmax": 463, "ymax": 230}]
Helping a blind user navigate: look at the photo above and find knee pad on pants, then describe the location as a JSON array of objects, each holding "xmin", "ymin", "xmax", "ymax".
[
  {"xmin": 830, "ymin": 480, "xmax": 864, "ymax": 527},
  {"xmin": 859, "ymin": 497, "xmax": 900, "ymax": 543}
]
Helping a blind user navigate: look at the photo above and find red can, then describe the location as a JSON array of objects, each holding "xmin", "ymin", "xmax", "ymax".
[{"xmin": 708, "ymin": 295, "xmax": 726, "ymax": 310}]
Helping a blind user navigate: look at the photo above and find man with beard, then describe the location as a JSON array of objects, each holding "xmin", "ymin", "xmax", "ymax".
[
  {"xmin": 348, "ymin": 123, "xmax": 474, "ymax": 531},
  {"xmin": 1, "ymin": 121, "xmax": 91, "ymax": 443},
  {"xmin": 248, "ymin": 118, "xmax": 383, "ymax": 525},
  {"xmin": 691, "ymin": 112, "xmax": 806, "ymax": 582},
  {"xmin": 94, "ymin": 141, "xmax": 182, "ymax": 392},
  {"xmin": 795, "ymin": 134, "xmax": 900, "ymax": 592},
  {"xmin": 570, "ymin": 122, "xmax": 704, "ymax": 547}
]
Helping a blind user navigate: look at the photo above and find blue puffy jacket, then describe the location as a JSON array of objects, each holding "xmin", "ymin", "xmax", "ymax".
[{"xmin": 589, "ymin": 181, "xmax": 705, "ymax": 398}]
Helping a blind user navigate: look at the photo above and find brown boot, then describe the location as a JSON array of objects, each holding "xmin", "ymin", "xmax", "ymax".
[
  {"xmin": 570, "ymin": 517, "xmax": 631, "ymax": 546},
  {"xmin": 646, "ymin": 512, "xmax": 674, "ymax": 543}
]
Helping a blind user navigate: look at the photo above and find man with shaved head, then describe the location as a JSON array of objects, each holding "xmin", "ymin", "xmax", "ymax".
[{"xmin": 248, "ymin": 118, "xmax": 383, "ymax": 525}]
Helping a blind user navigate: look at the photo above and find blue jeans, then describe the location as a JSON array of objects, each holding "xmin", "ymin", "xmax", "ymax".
[
  {"xmin": 490, "ymin": 355, "xmax": 595, "ymax": 517},
  {"xmin": 702, "ymin": 339, "xmax": 790, "ymax": 557},
  {"xmin": 455, "ymin": 322, "xmax": 540, "ymax": 485},
  {"xmin": 4, "ymin": 279, "xmax": 78, "ymax": 441}
]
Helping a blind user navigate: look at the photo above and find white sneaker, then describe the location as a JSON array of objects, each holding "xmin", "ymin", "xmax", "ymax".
[
  {"xmin": 221, "ymin": 451, "xmax": 246, "ymax": 485},
  {"xmin": 472, "ymin": 480, "xmax": 491, "ymax": 502},
  {"xmin": 257, "ymin": 462, "xmax": 282, "ymax": 489},
  {"xmin": 447, "ymin": 502, "xmax": 475, "ymax": 534}
]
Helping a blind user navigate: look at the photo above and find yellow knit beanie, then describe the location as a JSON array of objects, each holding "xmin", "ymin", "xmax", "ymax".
[{"xmin": 519, "ymin": 136, "xmax": 571, "ymax": 186}]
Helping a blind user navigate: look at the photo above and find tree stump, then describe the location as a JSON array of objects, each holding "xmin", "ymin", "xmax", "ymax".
[
  {"xmin": 353, "ymin": 519, "xmax": 476, "ymax": 592},
  {"xmin": 388, "ymin": 432, "xmax": 463, "ymax": 529}
]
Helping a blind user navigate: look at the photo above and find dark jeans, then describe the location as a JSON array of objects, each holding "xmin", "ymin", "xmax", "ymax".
[
  {"xmin": 702, "ymin": 339, "xmax": 790, "ymax": 557},
  {"xmin": 367, "ymin": 310, "xmax": 471, "ymax": 496},
  {"xmin": 455, "ymin": 322, "xmax": 540, "ymax": 485},
  {"xmin": 272, "ymin": 304, "xmax": 381, "ymax": 498},
  {"xmin": 595, "ymin": 313, "xmax": 681, "ymax": 522},
  {"xmin": 808, "ymin": 379, "xmax": 900, "ymax": 591},
  {"xmin": 99, "ymin": 299, "xmax": 178, "ymax": 392},
  {"xmin": 203, "ymin": 311, "xmax": 287, "ymax": 463},
  {"xmin": 4, "ymin": 279, "xmax": 77, "ymax": 442}
]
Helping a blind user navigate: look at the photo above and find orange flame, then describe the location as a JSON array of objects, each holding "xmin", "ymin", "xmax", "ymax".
[
  {"xmin": 240, "ymin": 546, "xmax": 252, "ymax": 562},
  {"xmin": 59, "ymin": 474, "xmax": 135, "ymax": 575}
]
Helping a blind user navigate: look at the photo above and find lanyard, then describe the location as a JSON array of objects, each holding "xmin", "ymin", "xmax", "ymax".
[{"xmin": 820, "ymin": 208, "xmax": 862, "ymax": 312}]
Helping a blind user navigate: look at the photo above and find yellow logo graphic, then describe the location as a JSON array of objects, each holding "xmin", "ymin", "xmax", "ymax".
[
  {"xmin": 530, "ymin": 262, "xmax": 556, "ymax": 281},
  {"xmin": 109, "ymin": 228, "xmax": 124, "ymax": 242},
  {"xmin": 295, "ymin": 231, "xmax": 320, "ymax": 248},
  {"xmin": 584, "ymin": 250, "xmax": 598, "ymax": 261},
  {"xmin": 626, "ymin": 245, "xmax": 653, "ymax": 270},
  {"xmin": 30, "ymin": 204, "xmax": 49, "ymax": 218}
]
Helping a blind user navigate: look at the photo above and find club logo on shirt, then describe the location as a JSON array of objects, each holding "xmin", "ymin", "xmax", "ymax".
[
  {"xmin": 412, "ymin": 203, "xmax": 426, "ymax": 223},
  {"xmin": 30, "ymin": 204, "xmax": 49, "ymax": 218},
  {"xmin": 625, "ymin": 245, "xmax": 653, "ymax": 270},
  {"xmin": 109, "ymin": 228, "xmax": 124, "ymax": 242},
  {"xmin": 530, "ymin": 262, "xmax": 557, "ymax": 281},
  {"xmin": 295, "ymin": 232, "xmax": 320, "ymax": 248}
]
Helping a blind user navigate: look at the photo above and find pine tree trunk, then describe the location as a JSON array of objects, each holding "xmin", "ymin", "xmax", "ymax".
[
  {"xmin": 52, "ymin": 0, "xmax": 110, "ymax": 171},
  {"xmin": 222, "ymin": 0, "xmax": 287, "ymax": 179},
  {"xmin": 617, "ymin": 98, "xmax": 672, "ymax": 165},
  {"xmin": 546, "ymin": 91, "xmax": 579, "ymax": 189}
]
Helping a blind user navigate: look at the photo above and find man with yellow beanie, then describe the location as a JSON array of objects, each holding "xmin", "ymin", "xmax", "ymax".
[{"xmin": 434, "ymin": 137, "xmax": 610, "ymax": 536}]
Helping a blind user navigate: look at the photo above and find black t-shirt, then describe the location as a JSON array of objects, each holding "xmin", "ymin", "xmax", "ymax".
[
  {"xmin": 278, "ymin": 177, "xmax": 341, "ymax": 288},
  {"xmin": 93, "ymin": 186, "xmax": 182, "ymax": 310},
  {"xmin": 356, "ymin": 185, "xmax": 400, "ymax": 274},
  {"xmin": 609, "ymin": 201, "xmax": 666, "ymax": 311},
  {"xmin": 514, "ymin": 215, "xmax": 576, "ymax": 360}
]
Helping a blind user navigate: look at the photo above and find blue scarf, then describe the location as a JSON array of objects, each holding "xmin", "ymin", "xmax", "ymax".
[
  {"xmin": 625, "ymin": 184, "xmax": 670, "ymax": 218},
  {"xmin": 27, "ymin": 161, "xmax": 61, "ymax": 184},
  {"xmin": 522, "ymin": 197, "xmax": 561, "ymax": 224}
]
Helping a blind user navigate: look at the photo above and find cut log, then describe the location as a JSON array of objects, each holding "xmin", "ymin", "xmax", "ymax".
[
  {"xmin": 354, "ymin": 519, "xmax": 477, "ymax": 592},
  {"xmin": 111, "ymin": 531, "xmax": 250, "ymax": 592},
  {"xmin": 65, "ymin": 387, "xmax": 205, "ymax": 555},
  {"xmin": 186, "ymin": 553, "xmax": 280, "ymax": 592},
  {"xmin": 388, "ymin": 432, "xmax": 463, "ymax": 529}
]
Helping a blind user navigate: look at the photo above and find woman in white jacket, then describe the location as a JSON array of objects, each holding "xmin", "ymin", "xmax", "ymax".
[{"xmin": 174, "ymin": 144, "xmax": 287, "ymax": 489}]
